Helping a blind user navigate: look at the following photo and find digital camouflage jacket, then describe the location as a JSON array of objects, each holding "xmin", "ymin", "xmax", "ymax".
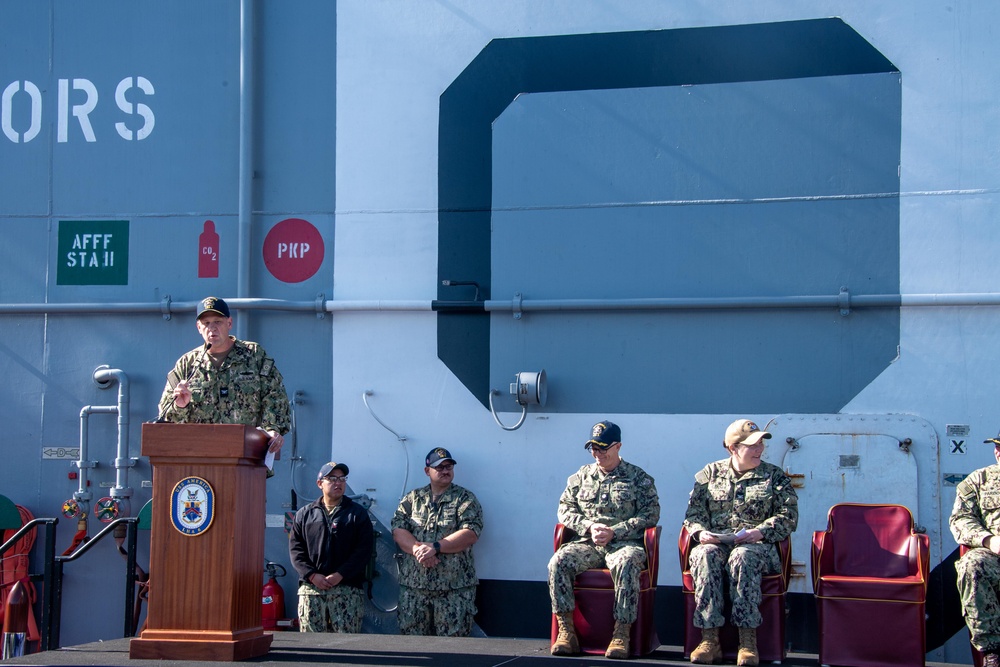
[
  {"xmin": 158, "ymin": 337, "xmax": 290, "ymax": 435},
  {"xmin": 557, "ymin": 459, "xmax": 660, "ymax": 544},
  {"xmin": 684, "ymin": 459, "xmax": 798, "ymax": 545}
]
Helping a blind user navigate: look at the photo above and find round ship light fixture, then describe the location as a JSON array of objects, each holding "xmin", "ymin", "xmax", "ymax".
[
  {"xmin": 489, "ymin": 369, "xmax": 547, "ymax": 431},
  {"xmin": 511, "ymin": 370, "xmax": 546, "ymax": 407}
]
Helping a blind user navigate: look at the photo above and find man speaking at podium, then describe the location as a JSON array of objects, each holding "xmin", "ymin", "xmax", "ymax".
[{"xmin": 157, "ymin": 296, "xmax": 291, "ymax": 459}]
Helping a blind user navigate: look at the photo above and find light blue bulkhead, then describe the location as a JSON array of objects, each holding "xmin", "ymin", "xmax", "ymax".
[
  {"xmin": 0, "ymin": 2, "xmax": 933, "ymax": 652},
  {"xmin": 1, "ymin": 1, "xmax": 338, "ymax": 647}
]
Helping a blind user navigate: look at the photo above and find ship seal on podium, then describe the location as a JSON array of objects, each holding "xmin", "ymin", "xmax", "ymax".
[{"xmin": 170, "ymin": 476, "xmax": 215, "ymax": 535}]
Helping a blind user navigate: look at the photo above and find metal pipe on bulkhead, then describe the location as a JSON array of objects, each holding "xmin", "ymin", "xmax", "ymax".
[
  {"xmin": 236, "ymin": 0, "xmax": 255, "ymax": 341},
  {"xmin": 93, "ymin": 366, "xmax": 134, "ymax": 509},
  {"xmin": 75, "ymin": 407, "xmax": 110, "ymax": 510},
  {"xmin": 6, "ymin": 291, "xmax": 1000, "ymax": 317}
]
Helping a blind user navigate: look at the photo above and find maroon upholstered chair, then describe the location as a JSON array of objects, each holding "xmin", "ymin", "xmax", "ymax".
[
  {"xmin": 811, "ymin": 503, "xmax": 930, "ymax": 667},
  {"xmin": 549, "ymin": 523, "xmax": 661, "ymax": 657},
  {"xmin": 678, "ymin": 525, "xmax": 791, "ymax": 663}
]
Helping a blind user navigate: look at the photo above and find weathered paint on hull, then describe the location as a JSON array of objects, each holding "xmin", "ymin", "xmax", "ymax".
[{"xmin": 2, "ymin": 2, "xmax": 999, "ymax": 663}]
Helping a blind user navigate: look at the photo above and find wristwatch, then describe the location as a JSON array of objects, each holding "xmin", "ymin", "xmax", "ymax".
[{"xmin": 433, "ymin": 541, "xmax": 441, "ymax": 554}]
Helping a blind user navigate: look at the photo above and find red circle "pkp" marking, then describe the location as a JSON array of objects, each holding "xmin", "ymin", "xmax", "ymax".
[{"xmin": 262, "ymin": 218, "xmax": 325, "ymax": 283}]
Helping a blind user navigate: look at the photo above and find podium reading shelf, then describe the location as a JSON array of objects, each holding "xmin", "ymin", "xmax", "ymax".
[{"xmin": 130, "ymin": 423, "xmax": 273, "ymax": 661}]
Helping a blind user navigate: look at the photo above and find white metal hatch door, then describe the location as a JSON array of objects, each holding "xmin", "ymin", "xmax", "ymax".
[{"xmin": 766, "ymin": 415, "xmax": 936, "ymax": 594}]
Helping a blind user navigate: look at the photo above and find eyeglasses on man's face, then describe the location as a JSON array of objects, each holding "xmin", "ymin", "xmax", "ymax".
[
  {"xmin": 433, "ymin": 464, "xmax": 455, "ymax": 472},
  {"xmin": 323, "ymin": 475, "xmax": 348, "ymax": 485}
]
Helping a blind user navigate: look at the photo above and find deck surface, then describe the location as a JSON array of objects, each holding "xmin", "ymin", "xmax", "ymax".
[{"xmin": 0, "ymin": 633, "xmax": 973, "ymax": 667}]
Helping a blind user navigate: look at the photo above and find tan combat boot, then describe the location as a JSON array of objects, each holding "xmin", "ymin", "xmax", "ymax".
[
  {"xmin": 550, "ymin": 612, "xmax": 580, "ymax": 656},
  {"xmin": 736, "ymin": 627, "xmax": 759, "ymax": 666},
  {"xmin": 690, "ymin": 627, "xmax": 722, "ymax": 664},
  {"xmin": 605, "ymin": 621, "xmax": 631, "ymax": 659}
]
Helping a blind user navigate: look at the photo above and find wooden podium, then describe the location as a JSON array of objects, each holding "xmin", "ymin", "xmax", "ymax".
[{"xmin": 130, "ymin": 423, "xmax": 273, "ymax": 661}]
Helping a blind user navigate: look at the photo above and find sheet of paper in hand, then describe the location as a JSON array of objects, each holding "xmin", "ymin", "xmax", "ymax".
[{"xmin": 703, "ymin": 528, "xmax": 749, "ymax": 544}]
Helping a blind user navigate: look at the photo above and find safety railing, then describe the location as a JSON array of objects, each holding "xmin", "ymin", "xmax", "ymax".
[
  {"xmin": 46, "ymin": 517, "xmax": 139, "ymax": 650},
  {"xmin": 1, "ymin": 518, "xmax": 56, "ymax": 651},
  {"xmin": 1, "ymin": 516, "xmax": 139, "ymax": 652}
]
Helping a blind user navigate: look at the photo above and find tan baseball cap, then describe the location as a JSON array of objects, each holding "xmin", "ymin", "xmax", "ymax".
[{"xmin": 724, "ymin": 419, "xmax": 772, "ymax": 447}]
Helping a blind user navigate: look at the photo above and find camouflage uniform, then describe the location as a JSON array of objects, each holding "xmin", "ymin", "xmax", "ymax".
[
  {"xmin": 951, "ymin": 464, "xmax": 1000, "ymax": 651},
  {"xmin": 683, "ymin": 459, "xmax": 798, "ymax": 629},
  {"xmin": 548, "ymin": 459, "xmax": 660, "ymax": 624},
  {"xmin": 297, "ymin": 585, "xmax": 366, "ymax": 633},
  {"xmin": 391, "ymin": 483, "xmax": 483, "ymax": 636},
  {"xmin": 157, "ymin": 337, "xmax": 290, "ymax": 435}
]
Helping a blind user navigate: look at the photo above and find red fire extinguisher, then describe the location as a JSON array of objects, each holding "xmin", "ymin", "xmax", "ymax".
[{"xmin": 262, "ymin": 562, "xmax": 287, "ymax": 631}]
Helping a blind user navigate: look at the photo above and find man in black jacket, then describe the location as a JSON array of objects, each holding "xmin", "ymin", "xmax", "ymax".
[{"xmin": 289, "ymin": 462, "xmax": 374, "ymax": 632}]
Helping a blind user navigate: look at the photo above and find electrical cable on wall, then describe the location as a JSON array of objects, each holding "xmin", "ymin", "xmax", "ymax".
[{"xmin": 362, "ymin": 391, "xmax": 409, "ymax": 506}]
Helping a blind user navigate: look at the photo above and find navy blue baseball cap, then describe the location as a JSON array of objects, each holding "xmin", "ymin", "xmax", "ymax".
[
  {"xmin": 585, "ymin": 421, "xmax": 621, "ymax": 450},
  {"xmin": 317, "ymin": 461, "xmax": 349, "ymax": 479},
  {"xmin": 984, "ymin": 431, "xmax": 1000, "ymax": 446},
  {"xmin": 197, "ymin": 296, "xmax": 230, "ymax": 319},
  {"xmin": 425, "ymin": 448, "xmax": 456, "ymax": 467}
]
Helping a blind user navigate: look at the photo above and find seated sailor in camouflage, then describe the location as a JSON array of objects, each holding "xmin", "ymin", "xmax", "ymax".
[
  {"xmin": 289, "ymin": 462, "xmax": 374, "ymax": 633},
  {"xmin": 950, "ymin": 430, "xmax": 1000, "ymax": 667},
  {"xmin": 391, "ymin": 448, "xmax": 483, "ymax": 636},
  {"xmin": 683, "ymin": 419, "xmax": 798, "ymax": 667},
  {"xmin": 548, "ymin": 420, "xmax": 660, "ymax": 660},
  {"xmin": 157, "ymin": 297, "xmax": 291, "ymax": 459}
]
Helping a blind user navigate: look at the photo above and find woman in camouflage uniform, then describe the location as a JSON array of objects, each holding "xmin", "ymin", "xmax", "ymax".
[{"xmin": 683, "ymin": 419, "xmax": 798, "ymax": 667}]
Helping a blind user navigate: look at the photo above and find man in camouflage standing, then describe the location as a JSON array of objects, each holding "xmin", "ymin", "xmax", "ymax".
[
  {"xmin": 950, "ymin": 430, "xmax": 1000, "ymax": 667},
  {"xmin": 548, "ymin": 421, "xmax": 660, "ymax": 660},
  {"xmin": 683, "ymin": 419, "xmax": 798, "ymax": 667},
  {"xmin": 158, "ymin": 296, "xmax": 290, "ymax": 459},
  {"xmin": 391, "ymin": 447, "xmax": 483, "ymax": 636}
]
